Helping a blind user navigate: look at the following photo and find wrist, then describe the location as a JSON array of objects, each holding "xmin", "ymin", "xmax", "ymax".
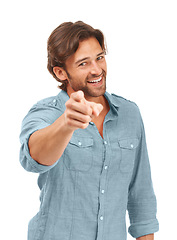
[{"xmin": 57, "ymin": 113, "xmax": 75, "ymax": 134}]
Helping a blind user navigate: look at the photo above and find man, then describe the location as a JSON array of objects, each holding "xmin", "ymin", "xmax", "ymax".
[{"xmin": 19, "ymin": 21, "xmax": 159, "ymax": 240}]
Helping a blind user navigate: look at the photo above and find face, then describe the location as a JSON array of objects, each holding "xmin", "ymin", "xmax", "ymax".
[{"xmin": 63, "ymin": 37, "xmax": 107, "ymax": 100}]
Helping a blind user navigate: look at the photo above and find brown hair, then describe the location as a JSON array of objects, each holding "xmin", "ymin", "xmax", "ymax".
[{"xmin": 47, "ymin": 21, "xmax": 107, "ymax": 91}]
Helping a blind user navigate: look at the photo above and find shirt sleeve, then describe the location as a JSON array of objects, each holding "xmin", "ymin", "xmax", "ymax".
[
  {"xmin": 127, "ymin": 111, "xmax": 159, "ymax": 238},
  {"xmin": 19, "ymin": 101, "xmax": 61, "ymax": 173}
]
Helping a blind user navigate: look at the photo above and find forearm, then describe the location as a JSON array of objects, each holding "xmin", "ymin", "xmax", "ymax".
[
  {"xmin": 28, "ymin": 113, "xmax": 74, "ymax": 166},
  {"xmin": 137, "ymin": 234, "xmax": 154, "ymax": 240}
]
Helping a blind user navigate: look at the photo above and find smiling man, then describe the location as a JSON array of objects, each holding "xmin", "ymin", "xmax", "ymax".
[{"xmin": 19, "ymin": 21, "xmax": 159, "ymax": 240}]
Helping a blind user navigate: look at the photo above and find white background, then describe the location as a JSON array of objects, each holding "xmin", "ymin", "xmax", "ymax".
[{"xmin": 0, "ymin": 0, "xmax": 176, "ymax": 239}]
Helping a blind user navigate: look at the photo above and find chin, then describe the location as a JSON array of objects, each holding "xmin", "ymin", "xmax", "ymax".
[{"xmin": 85, "ymin": 87, "xmax": 106, "ymax": 98}]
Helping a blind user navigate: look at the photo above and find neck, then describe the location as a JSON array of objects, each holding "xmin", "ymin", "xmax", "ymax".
[
  {"xmin": 85, "ymin": 94, "xmax": 105, "ymax": 105},
  {"xmin": 85, "ymin": 94, "xmax": 110, "ymax": 115},
  {"xmin": 66, "ymin": 87, "xmax": 107, "ymax": 108}
]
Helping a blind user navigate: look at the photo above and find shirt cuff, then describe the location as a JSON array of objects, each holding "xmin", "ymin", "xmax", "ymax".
[{"xmin": 128, "ymin": 218, "xmax": 159, "ymax": 238}]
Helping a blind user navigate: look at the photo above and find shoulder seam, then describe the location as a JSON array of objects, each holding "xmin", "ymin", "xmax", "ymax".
[{"xmin": 111, "ymin": 93, "xmax": 138, "ymax": 107}]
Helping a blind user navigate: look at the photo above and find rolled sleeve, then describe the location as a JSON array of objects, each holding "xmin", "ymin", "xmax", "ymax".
[
  {"xmin": 127, "ymin": 113, "xmax": 159, "ymax": 238},
  {"xmin": 19, "ymin": 102, "xmax": 61, "ymax": 173},
  {"xmin": 19, "ymin": 124, "xmax": 59, "ymax": 173}
]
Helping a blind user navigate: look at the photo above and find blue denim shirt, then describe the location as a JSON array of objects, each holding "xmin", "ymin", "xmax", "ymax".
[{"xmin": 19, "ymin": 90, "xmax": 159, "ymax": 240}]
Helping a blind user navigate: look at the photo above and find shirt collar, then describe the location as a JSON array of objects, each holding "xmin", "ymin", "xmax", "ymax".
[
  {"xmin": 104, "ymin": 91, "xmax": 120, "ymax": 109},
  {"xmin": 104, "ymin": 91, "xmax": 119, "ymax": 120}
]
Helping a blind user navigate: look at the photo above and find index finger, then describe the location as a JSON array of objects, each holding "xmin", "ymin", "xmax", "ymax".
[
  {"xmin": 70, "ymin": 90, "xmax": 85, "ymax": 103},
  {"xmin": 89, "ymin": 102, "xmax": 103, "ymax": 117}
]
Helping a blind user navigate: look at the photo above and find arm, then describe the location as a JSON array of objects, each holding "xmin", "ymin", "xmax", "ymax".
[
  {"xmin": 137, "ymin": 233, "xmax": 154, "ymax": 240},
  {"xmin": 28, "ymin": 113, "xmax": 74, "ymax": 166},
  {"xmin": 28, "ymin": 90, "xmax": 103, "ymax": 166},
  {"xmin": 127, "ymin": 109, "xmax": 159, "ymax": 238}
]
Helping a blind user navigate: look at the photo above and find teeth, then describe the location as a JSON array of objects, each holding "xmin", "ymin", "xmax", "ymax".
[{"xmin": 88, "ymin": 76, "xmax": 102, "ymax": 83}]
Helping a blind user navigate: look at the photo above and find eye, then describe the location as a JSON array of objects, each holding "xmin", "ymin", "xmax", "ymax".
[
  {"xmin": 97, "ymin": 55, "xmax": 104, "ymax": 61},
  {"xmin": 79, "ymin": 62, "xmax": 87, "ymax": 67}
]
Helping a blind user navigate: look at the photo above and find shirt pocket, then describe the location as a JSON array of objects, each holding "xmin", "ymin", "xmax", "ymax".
[
  {"xmin": 118, "ymin": 138, "xmax": 139, "ymax": 173},
  {"xmin": 64, "ymin": 135, "xmax": 94, "ymax": 172}
]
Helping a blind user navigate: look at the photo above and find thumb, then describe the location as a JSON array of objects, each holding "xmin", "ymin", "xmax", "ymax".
[{"xmin": 77, "ymin": 90, "xmax": 85, "ymax": 101}]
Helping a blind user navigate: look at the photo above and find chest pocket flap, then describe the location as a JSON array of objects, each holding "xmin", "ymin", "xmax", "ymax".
[
  {"xmin": 118, "ymin": 138, "xmax": 139, "ymax": 150},
  {"xmin": 69, "ymin": 136, "xmax": 93, "ymax": 148},
  {"xmin": 64, "ymin": 135, "xmax": 94, "ymax": 172},
  {"xmin": 118, "ymin": 138, "xmax": 139, "ymax": 173}
]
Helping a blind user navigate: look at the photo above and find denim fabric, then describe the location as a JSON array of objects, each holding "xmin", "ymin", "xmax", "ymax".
[{"xmin": 19, "ymin": 90, "xmax": 159, "ymax": 240}]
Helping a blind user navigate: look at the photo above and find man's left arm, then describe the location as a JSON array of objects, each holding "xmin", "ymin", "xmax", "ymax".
[
  {"xmin": 137, "ymin": 233, "xmax": 154, "ymax": 240},
  {"xmin": 127, "ymin": 111, "xmax": 159, "ymax": 239}
]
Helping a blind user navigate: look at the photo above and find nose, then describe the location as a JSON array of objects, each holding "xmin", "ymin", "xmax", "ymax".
[{"xmin": 90, "ymin": 61, "xmax": 102, "ymax": 76}]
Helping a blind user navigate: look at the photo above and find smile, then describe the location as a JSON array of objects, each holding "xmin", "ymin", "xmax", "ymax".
[{"xmin": 87, "ymin": 76, "xmax": 102, "ymax": 83}]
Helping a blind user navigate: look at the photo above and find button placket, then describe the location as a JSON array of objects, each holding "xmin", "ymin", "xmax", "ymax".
[
  {"xmin": 96, "ymin": 127, "xmax": 113, "ymax": 240},
  {"xmin": 97, "ymin": 138, "xmax": 109, "ymax": 238}
]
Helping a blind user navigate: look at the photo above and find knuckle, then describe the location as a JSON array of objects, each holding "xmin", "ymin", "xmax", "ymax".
[
  {"xmin": 65, "ymin": 100, "xmax": 74, "ymax": 110},
  {"xmin": 85, "ymin": 115, "xmax": 91, "ymax": 122},
  {"xmin": 70, "ymin": 92, "xmax": 76, "ymax": 98},
  {"xmin": 65, "ymin": 102, "xmax": 68, "ymax": 108},
  {"xmin": 65, "ymin": 101, "xmax": 70, "ymax": 108}
]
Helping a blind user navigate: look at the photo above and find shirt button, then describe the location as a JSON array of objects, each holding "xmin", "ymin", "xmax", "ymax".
[
  {"xmin": 53, "ymin": 99, "xmax": 56, "ymax": 103},
  {"xmin": 104, "ymin": 165, "xmax": 108, "ymax": 170},
  {"xmin": 100, "ymin": 216, "xmax": 104, "ymax": 221},
  {"xmin": 101, "ymin": 189, "xmax": 105, "ymax": 194},
  {"xmin": 78, "ymin": 141, "xmax": 82, "ymax": 146},
  {"xmin": 130, "ymin": 144, "xmax": 134, "ymax": 148},
  {"xmin": 104, "ymin": 140, "xmax": 107, "ymax": 145}
]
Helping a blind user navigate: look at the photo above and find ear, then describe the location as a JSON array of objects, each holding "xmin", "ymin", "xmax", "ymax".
[{"xmin": 53, "ymin": 67, "xmax": 68, "ymax": 81}]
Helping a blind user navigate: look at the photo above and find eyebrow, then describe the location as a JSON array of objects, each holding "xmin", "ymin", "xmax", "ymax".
[{"xmin": 75, "ymin": 51, "xmax": 105, "ymax": 65}]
